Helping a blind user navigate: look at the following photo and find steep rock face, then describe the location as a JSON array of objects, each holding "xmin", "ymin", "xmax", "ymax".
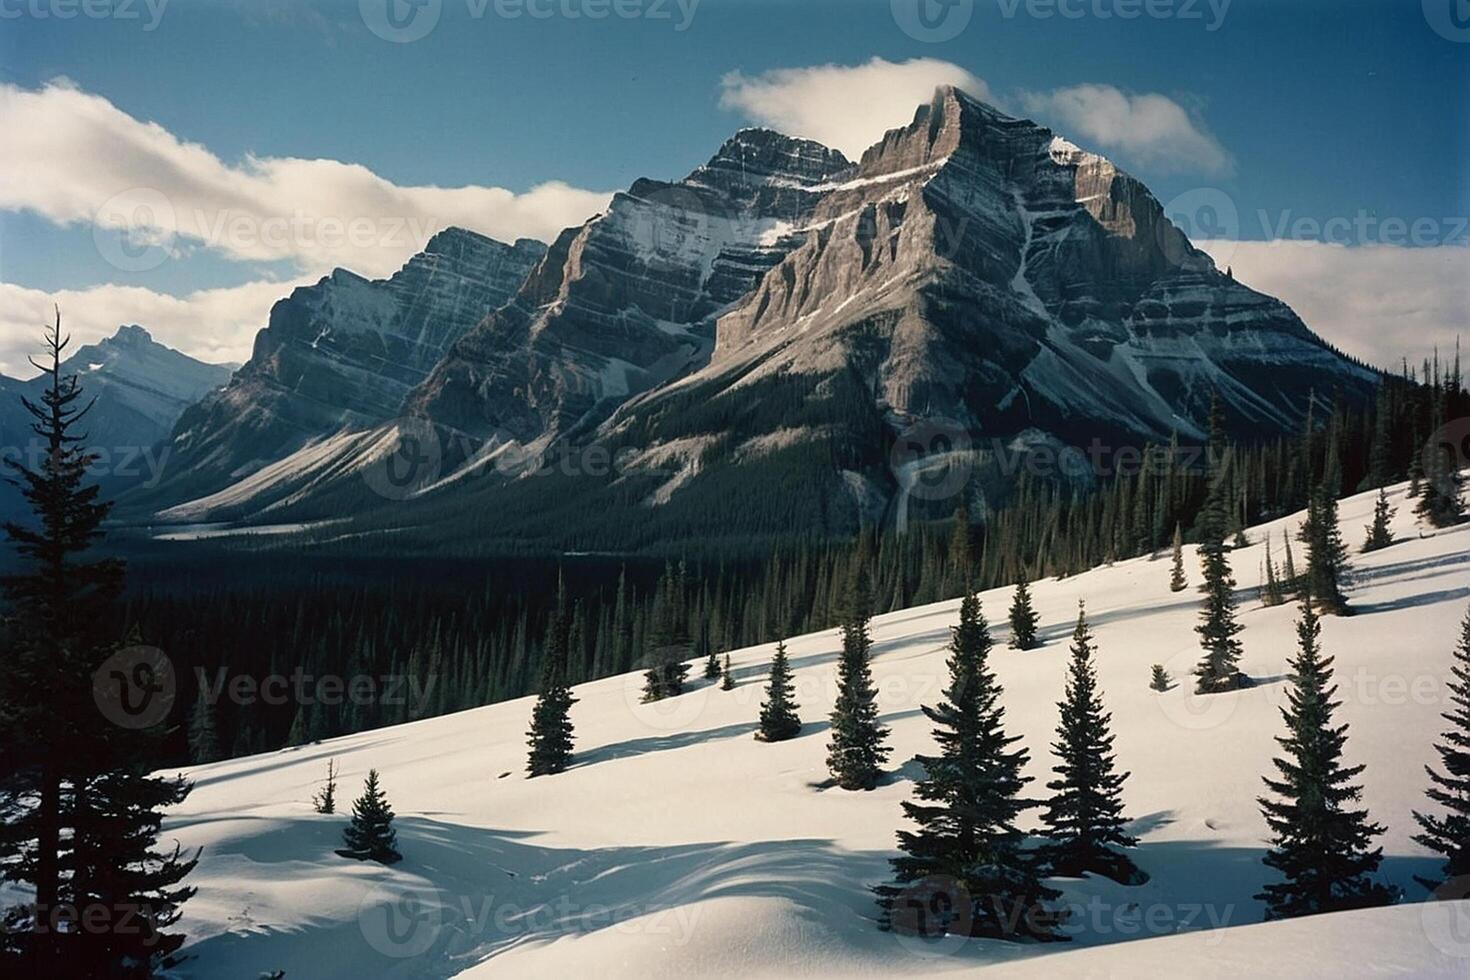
[
  {"xmin": 405, "ymin": 130, "xmax": 852, "ymax": 444},
  {"xmin": 568, "ymin": 87, "xmax": 1375, "ymax": 541},
  {"xmin": 631, "ymin": 87, "xmax": 1371, "ymax": 452},
  {"xmin": 133, "ymin": 88, "xmax": 1377, "ymax": 542},
  {"xmin": 136, "ymin": 229, "xmax": 545, "ymax": 510}
]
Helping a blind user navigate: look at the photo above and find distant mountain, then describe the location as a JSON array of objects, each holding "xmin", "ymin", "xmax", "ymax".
[
  {"xmin": 128, "ymin": 229, "xmax": 547, "ymax": 515},
  {"xmin": 130, "ymin": 87, "xmax": 1378, "ymax": 548},
  {"xmin": 0, "ymin": 324, "xmax": 236, "ymax": 521}
]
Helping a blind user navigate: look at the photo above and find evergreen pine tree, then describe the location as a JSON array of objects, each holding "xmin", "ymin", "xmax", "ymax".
[
  {"xmin": 1364, "ymin": 384, "xmax": 1394, "ymax": 490},
  {"xmin": 1362, "ymin": 488, "xmax": 1396, "ymax": 553},
  {"xmin": 1262, "ymin": 534, "xmax": 1285, "ymax": 607},
  {"xmin": 1195, "ymin": 448, "xmax": 1232, "ymax": 550},
  {"xmin": 338, "ymin": 769, "xmax": 401, "ymax": 864},
  {"xmin": 1149, "ymin": 664, "xmax": 1172, "ymax": 692},
  {"xmin": 286, "ymin": 705, "xmax": 309, "ymax": 747},
  {"xmin": 66, "ymin": 765, "xmax": 198, "ymax": 976},
  {"xmin": 1168, "ymin": 524, "xmax": 1187, "ymax": 592},
  {"xmin": 640, "ymin": 566, "xmax": 690, "ymax": 702},
  {"xmin": 1412, "ymin": 607, "xmax": 1470, "ymax": 888},
  {"xmin": 1194, "ymin": 533, "xmax": 1249, "ymax": 694},
  {"xmin": 527, "ymin": 580, "xmax": 577, "ymax": 776},
  {"xmin": 1415, "ymin": 439, "xmax": 1466, "ymax": 528},
  {"xmin": 1299, "ymin": 484, "xmax": 1350, "ymax": 614},
  {"xmin": 947, "ymin": 503, "xmax": 973, "ymax": 598},
  {"xmin": 0, "ymin": 314, "xmax": 195, "ymax": 973},
  {"xmin": 1282, "ymin": 533, "xmax": 1300, "ymax": 595},
  {"xmin": 1008, "ymin": 574, "xmax": 1040, "ymax": 650},
  {"xmin": 757, "ymin": 640, "xmax": 801, "ymax": 742},
  {"xmin": 1257, "ymin": 596, "xmax": 1392, "ymax": 919},
  {"xmin": 874, "ymin": 591, "xmax": 1064, "ymax": 940},
  {"xmin": 704, "ymin": 647, "xmax": 721, "ymax": 681},
  {"xmin": 187, "ymin": 688, "xmax": 220, "ymax": 765},
  {"xmin": 826, "ymin": 559, "xmax": 890, "ymax": 790},
  {"xmin": 720, "ymin": 654, "xmax": 735, "ymax": 691},
  {"xmin": 312, "ymin": 759, "xmax": 339, "ymax": 814},
  {"xmin": 0, "ymin": 315, "xmax": 124, "ymax": 961},
  {"xmin": 1041, "ymin": 603, "xmax": 1142, "ymax": 883}
]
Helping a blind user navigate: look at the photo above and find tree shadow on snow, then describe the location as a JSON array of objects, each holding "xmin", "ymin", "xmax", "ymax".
[
  {"xmin": 570, "ymin": 721, "xmax": 763, "ymax": 769},
  {"xmin": 175, "ymin": 809, "xmax": 1452, "ymax": 980},
  {"xmin": 1351, "ymin": 585, "xmax": 1470, "ymax": 616}
]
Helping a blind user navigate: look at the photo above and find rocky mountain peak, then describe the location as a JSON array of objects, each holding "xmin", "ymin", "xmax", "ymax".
[
  {"xmin": 107, "ymin": 323, "xmax": 154, "ymax": 347},
  {"xmin": 689, "ymin": 128, "xmax": 851, "ymax": 191}
]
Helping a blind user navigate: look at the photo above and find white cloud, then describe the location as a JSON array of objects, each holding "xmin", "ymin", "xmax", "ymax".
[
  {"xmin": 0, "ymin": 278, "xmax": 308, "ymax": 378},
  {"xmin": 1019, "ymin": 84, "xmax": 1232, "ymax": 177},
  {"xmin": 1198, "ymin": 241, "xmax": 1470, "ymax": 370},
  {"xmin": 0, "ymin": 81, "xmax": 614, "ymax": 279},
  {"xmin": 718, "ymin": 58, "xmax": 992, "ymax": 161},
  {"xmin": 718, "ymin": 61, "xmax": 1232, "ymax": 180}
]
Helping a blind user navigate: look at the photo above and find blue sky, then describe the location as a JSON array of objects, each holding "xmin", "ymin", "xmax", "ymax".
[{"xmin": 0, "ymin": 0, "xmax": 1466, "ymax": 373}]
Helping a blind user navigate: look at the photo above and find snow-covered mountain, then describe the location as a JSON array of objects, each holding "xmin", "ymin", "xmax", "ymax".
[
  {"xmin": 133, "ymin": 87, "xmax": 1377, "ymax": 537},
  {"xmin": 132, "ymin": 229, "xmax": 546, "ymax": 514},
  {"xmin": 0, "ymin": 324, "xmax": 236, "ymax": 451},
  {"xmin": 0, "ymin": 325, "xmax": 235, "ymax": 518},
  {"xmin": 159, "ymin": 478, "xmax": 1470, "ymax": 978},
  {"xmin": 404, "ymin": 128, "xmax": 851, "ymax": 444}
]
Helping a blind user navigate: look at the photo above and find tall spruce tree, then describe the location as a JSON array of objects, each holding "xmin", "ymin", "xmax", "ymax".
[
  {"xmin": 1168, "ymin": 524, "xmax": 1187, "ymax": 592},
  {"xmin": 947, "ymin": 503, "xmax": 973, "ymax": 598},
  {"xmin": 720, "ymin": 654, "xmax": 735, "ymax": 691},
  {"xmin": 641, "ymin": 565, "xmax": 690, "ymax": 701},
  {"xmin": 1008, "ymin": 574, "xmax": 1040, "ymax": 650},
  {"xmin": 1194, "ymin": 515, "xmax": 1248, "ymax": 693},
  {"xmin": 1256, "ymin": 596, "xmax": 1392, "ymax": 919},
  {"xmin": 1412, "ymin": 607, "xmax": 1470, "ymax": 888},
  {"xmin": 1041, "ymin": 603, "xmax": 1141, "ymax": 883},
  {"xmin": 64, "ymin": 765, "xmax": 197, "ymax": 977},
  {"xmin": 757, "ymin": 640, "xmax": 801, "ymax": 742},
  {"xmin": 1299, "ymin": 484, "xmax": 1350, "ymax": 614},
  {"xmin": 187, "ymin": 688, "xmax": 221, "ymax": 765},
  {"xmin": 1262, "ymin": 533, "xmax": 1286, "ymax": 607},
  {"xmin": 1362, "ymin": 488, "xmax": 1396, "ymax": 553},
  {"xmin": 0, "ymin": 314, "xmax": 195, "ymax": 974},
  {"xmin": 338, "ymin": 769, "xmax": 401, "ymax": 864},
  {"xmin": 526, "ymin": 580, "xmax": 576, "ymax": 776},
  {"xmin": 1282, "ymin": 533, "xmax": 1300, "ymax": 595},
  {"xmin": 1415, "ymin": 438, "xmax": 1466, "ymax": 528},
  {"xmin": 875, "ymin": 591, "xmax": 1064, "ymax": 940},
  {"xmin": 826, "ymin": 559, "xmax": 890, "ymax": 791}
]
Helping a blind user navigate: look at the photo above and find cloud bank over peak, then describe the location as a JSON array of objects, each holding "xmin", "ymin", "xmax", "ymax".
[
  {"xmin": 0, "ymin": 81, "xmax": 614, "ymax": 280},
  {"xmin": 1019, "ymin": 84, "xmax": 1233, "ymax": 177},
  {"xmin": 719, "ymin": 58, "xmax": 992, "ymax": 161},
  {"xmin": 719, "ymin": 57, "xmax": 1231, "ymax": 178}
]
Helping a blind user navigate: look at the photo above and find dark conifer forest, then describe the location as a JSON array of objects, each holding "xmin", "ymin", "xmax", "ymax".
[{"xmin": 61, "ymin": 359, "xmax": 1464, "ymax": 766}]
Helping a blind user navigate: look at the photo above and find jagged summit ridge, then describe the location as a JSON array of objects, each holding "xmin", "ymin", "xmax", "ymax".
[
  {"xmin": 134, "ymin": 88, "xmax": 1377, "ymax": 534},
  {"xmin": 132, "ymin": 230, "xmax": 547, "ymax": 514}
]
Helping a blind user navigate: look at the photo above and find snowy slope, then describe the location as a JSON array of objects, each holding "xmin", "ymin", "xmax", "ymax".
[{"xmin": 161, "ymin": 478, "xmax": 1470, "ymax": 978}]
